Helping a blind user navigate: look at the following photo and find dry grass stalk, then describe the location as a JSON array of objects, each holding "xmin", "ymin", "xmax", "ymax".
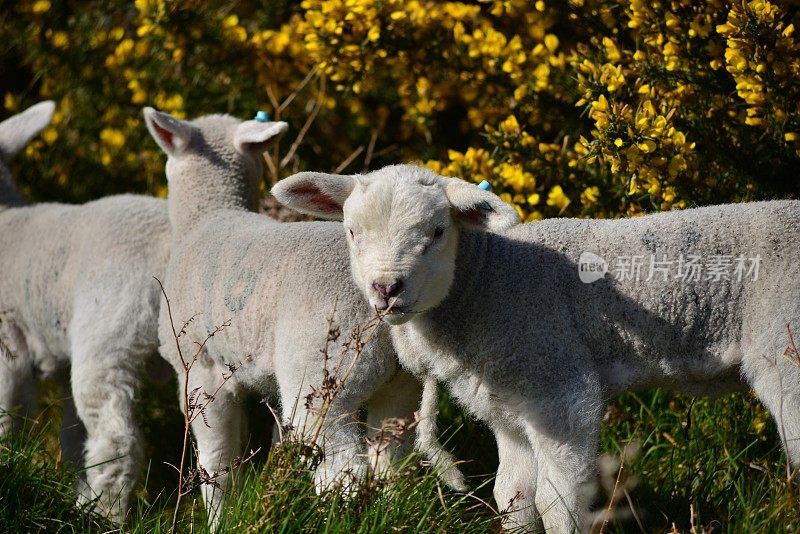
[{"xmin": 155, "ymin": 277, "xmax": 257, "ymax": 534}]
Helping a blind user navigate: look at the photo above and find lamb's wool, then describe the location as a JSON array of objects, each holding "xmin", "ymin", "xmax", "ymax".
[{"xmin": 0, "ymin": 104, "xmax": 289, "ymax": 523}]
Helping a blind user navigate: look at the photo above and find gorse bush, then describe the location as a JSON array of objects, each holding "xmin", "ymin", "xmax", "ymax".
[{"xmin": 1, "ymin": 0, "xmax": 798, "ymax": 215}]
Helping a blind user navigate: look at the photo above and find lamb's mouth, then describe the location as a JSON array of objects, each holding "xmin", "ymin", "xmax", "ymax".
[{"xmin": 376, "ymin": 298, "xmax": 418, "ymax": 315}]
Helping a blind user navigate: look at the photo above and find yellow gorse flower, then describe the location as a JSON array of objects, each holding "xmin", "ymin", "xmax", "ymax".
[
  {"xmin": 546, "ymin": 185, "xmax": 570, "ymax": 212},
  {"xmin": 99, "ymin": 128, "xmax": 126, "ymax": 149}
]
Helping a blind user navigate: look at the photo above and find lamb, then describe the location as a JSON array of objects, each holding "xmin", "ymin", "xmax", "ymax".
[
  {"xmin": 144, "ymin": 110, "xmax": 465, "ymax": 527},
  {"xmin": 0, "ymin": 101, "xmax": 57, "ymax": 434},
  {"xmin": 0, "ymin": 103, "xmax": 292, "ymax": 523},
  {"xmin": 0, "ymin": 100, "xmax": 173, "ymax": 521},
  {"xmin": 273, "ymin": 163, "xmax": 800, "ymax": 533}
]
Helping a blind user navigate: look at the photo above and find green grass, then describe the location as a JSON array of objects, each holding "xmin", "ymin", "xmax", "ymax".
[
  {"xmin": 0, "ymin": 426, "xmax": 112, "ymax": 533},
  {"xmin": 2, "ymin": 385, "xmax": 799, "ymax": 533},
  {"xmin": 597, "ymin": 390, "xmax": 800, "ymax": 532},
  {"xmin": 123, "ymin": 437, "xmax": 498, "ymax": 533}
]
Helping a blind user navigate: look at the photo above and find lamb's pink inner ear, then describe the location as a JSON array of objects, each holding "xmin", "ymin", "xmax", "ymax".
[
  {"xmin": 456, "ymin": 206, "xmax": 488, "ymax": 226},
  {"xmin": 154, "ymin": 123, "xmax": 174, "ymax": 147},
  {"xmin": 290, "ymin": 184, "xmax": 342, "ymax": 214},
  {"xmin": 455, "ymin": 198, "xmax": 496, "ymax": 227}
]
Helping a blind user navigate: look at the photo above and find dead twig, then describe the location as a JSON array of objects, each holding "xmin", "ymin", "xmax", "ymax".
[
  {"xmin": 334, "ymin": 145, "xmax": 365, "ymax": 173},
  {"xmin": 597, "ymin": 447, "xmax": 627, "ymax": 534},
  {"xmin": 280, "ymin": 76, "xmax": 326, "ymax": 169},
  {"xmin": 277, "ymin": 66, "xmax": 319, "ymax": 117},
  {"xmin": 263, "ymin": 67, "xmax": 320, "ymax": 185},
  {"xmin": 362, "ymin": 129, "xmax": 379, "ymax": 173}
]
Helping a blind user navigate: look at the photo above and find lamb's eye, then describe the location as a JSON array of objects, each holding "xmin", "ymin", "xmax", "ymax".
[
  {"xmin": 433, "ymin": 227, "xmax": 444, "ymax": 239},
  {"xmin": 349, "ymin": 228, "xmax": 355, "ymax": 239}
]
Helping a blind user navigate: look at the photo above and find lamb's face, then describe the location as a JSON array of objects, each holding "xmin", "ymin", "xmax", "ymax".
[{"xmin": 343, "ymin": 171, "xmax": 460, "ymax": 324}]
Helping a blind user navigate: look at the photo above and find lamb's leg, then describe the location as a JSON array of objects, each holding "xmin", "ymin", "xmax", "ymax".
[
  {"xmin": 413, "ymin": 375, "xmax": 466, "ymax": 491},
  {"xmin": 0, "ymin": 329, "xmax": 36, "ymax": 437},
  {"xmin": 493, "ymin": 425, "xmax": 541, "ymax": 531},
  {"xmin": 71, "ymin": 347, "xmax": 142, "ymax": 523},
  {"xmin": 525, "ymin": 416, "xmax": 599, "ymax": 534},
  {"xmin": 364, "ymin": 369, "xmax": 422, "ymax": 476},
  {"xmin": 744, "ymin": 337, "xmax": 800, "ymax": 481},
  {"xmin": 0, "ymin": 357, "xmax": 36, "ymax": 438},
  {"xmin": 181, "ymin": 363, "xmax": 246, "ymax": 529},
  {"xmin": 364, "ymin": 371, "xmax": 467, "ymax": 490},
  {"xmin": 273, "ymin": 336, "xmax": 378, "ymax": 494},
  {"xmin": 281, "ymin": 381, "xmax": 367, "ymax": 493}
]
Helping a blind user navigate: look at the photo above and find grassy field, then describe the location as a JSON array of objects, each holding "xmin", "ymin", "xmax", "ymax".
[{"xmin": 1, "ymin": 373, "xmax": 799, "ymax": 533}]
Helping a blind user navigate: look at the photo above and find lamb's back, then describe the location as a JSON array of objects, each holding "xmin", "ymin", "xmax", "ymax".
[
  {"xmin": 0, "ymin": 195, "xmax": 171, "ymax": 363},
  {"xmin": 163, "ymin": 213, "xmax": 380, "ymax": 391},
  {"xmin": 429, "ymin": 200, "xmax": 800, "ymax": 398}
]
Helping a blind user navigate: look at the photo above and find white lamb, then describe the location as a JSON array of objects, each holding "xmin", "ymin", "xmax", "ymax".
[
  {"xmin": 0, "ymin": 102, "xmax": 57, "ymax": 434},
  {"xmin": 0, "ymin": 100, "xmax": 172, "ymax": 521},
  {"xmin": 0, "ymin": 103, "xmax": 290, "ymax": 522},
  {"xmin": 144, "ymin": 110, "xmax": 465, "ymax": 527},
  {"xmin": 273, "ymin": 163, "xmax": 800, "ymax": 533}
]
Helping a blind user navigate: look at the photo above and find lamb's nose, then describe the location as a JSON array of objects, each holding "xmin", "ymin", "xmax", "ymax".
[{"xmin": 372, "ymin": 279, "xmax": 404, "ymax": 299}]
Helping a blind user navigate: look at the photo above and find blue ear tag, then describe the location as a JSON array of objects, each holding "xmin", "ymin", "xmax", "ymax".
[
  {"xmin": 478, "ymin": 180, "xmax": 492, "ymax": 191},
  {"xmin": 254, "ymin": 110, "xmax": 270, "ymax": 122}
]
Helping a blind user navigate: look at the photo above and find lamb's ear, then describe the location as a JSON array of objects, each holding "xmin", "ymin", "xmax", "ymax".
[
  {"xmin": 271, "ymin": 172, "xmax": 358, "ymax": 220},
  {"xmin": 444, "ymin": 178, "xmax": 520, "ymax": 231},
  {"xmin": 143, "ymin": 107, "xmax": 193, "ymax": 157},
  {"xmin": 0, "ymin": 100, "xmax": 55, "ymax": 161},
  {"xmin": 233, "ymin": 120, "xmax": 288, "ymax": 155}
]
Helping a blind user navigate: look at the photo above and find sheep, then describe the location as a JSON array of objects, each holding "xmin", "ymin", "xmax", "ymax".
[
  {"xmin": 0, "ymin": 103, "xmax": 291, "ymax": 523},
  {"xmin": 0, "ymin": 101, "xmax": 57, "ymax": 434},
  {"xmin": 143, "ymin": 109, "xmax": 465, "ymax": 527},
  {"xmin": 272, "ymin": 163, "xmax": 800, "ymax": 533},
  {"xmin": 0, "ymin": 100, "xmax": 173, "ymax": 521}
]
